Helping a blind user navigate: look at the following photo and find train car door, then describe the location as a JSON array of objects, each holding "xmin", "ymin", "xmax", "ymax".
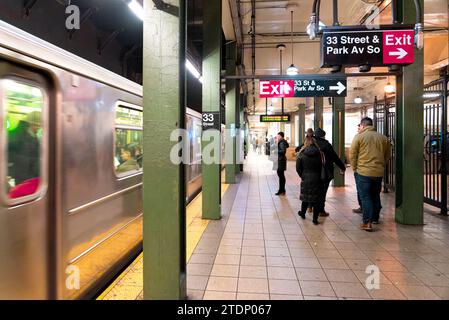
[{"xmin": 0, "ymin": 61, "xmax": 53, "ymax": 299}]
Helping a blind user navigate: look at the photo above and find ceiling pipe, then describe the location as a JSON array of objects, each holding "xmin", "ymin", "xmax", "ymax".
[
  {"xmin": 332, "ymin": 0, "xmax": 339, "ymax": 26},
  {"xmin": 251, "ymin": 0, "xmax": 256, "ymax": 114},
  {"xmin": 229, "ymin": 1, "xmax": 249, "ymax": 101}
]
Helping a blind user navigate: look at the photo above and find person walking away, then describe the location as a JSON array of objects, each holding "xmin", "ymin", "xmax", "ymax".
[
  {"xmin": 252, "ymin": 136, "xmax": 257, "ymax": 153},
  {"xmin": 350, "ymin": 117, "xmax": 391, "ymax": 231},
  {"xmin": 257, "ymin": 137, "xmax": 262, "ymax": 155},
  {"xmin": 275, "ymin": 132, "xmax": 289, "ymax": 195},
  {"xmin": 296, "ymin": 137, "xmax": 324, "ymax": 225},
  {"xmin": 265, "ymin": 137, "xmax": 270, "ymax": 156},
  {"xmin": 314, "ymin": 128, "xmax": 346, "ymax": 217}
]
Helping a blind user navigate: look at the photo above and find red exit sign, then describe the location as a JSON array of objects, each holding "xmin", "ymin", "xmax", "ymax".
[
  {"xmin": 259, "ymin": 80, "xmax": 294, "ymax": 98},
  {"xmin": 382, "ymin": 30, "xmax": 414, "ymax": 64}
]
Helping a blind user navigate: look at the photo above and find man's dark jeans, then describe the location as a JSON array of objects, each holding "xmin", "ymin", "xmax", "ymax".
[
  {"xmin": 277, "ymin": 169, "xmax": 286, "ymax": 192},
  {"xmin": 354, "ymin": 173, "xmax": 383, "ymax": 224}
]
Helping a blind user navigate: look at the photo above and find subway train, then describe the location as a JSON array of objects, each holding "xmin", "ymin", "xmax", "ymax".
[{"xmin": 0, "ymin": 21, "xmax": 218, "ymax": 299}]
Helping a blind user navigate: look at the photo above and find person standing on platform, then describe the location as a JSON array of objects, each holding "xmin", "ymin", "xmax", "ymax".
[
  {"xmin": 350, "ymin": 117, "xmax": 391, "ymax": 231},
  {"xmin": 296, "ymin": 136, "xmax": 324, "ymax": 225},
  {"xmin": 275, "ymin": 132, "xmax": 289, "ymax": 196},
  {"xmin": 352, "ymin": 123, "xmax": 363, "ymax": 214},
  {"xmin": 299, "ymin": 128, "xmax": 317, "ymax": 214},
  {"xmin": 313, "ymin": 128, "xmax": 346, "ymax": 217},
  {"xmin": 265, "ymin": 137, "xmax": 271, "ymax": 156}
]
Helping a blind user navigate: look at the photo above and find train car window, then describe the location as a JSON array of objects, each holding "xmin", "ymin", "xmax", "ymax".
[
  {"xmin": 115, "ymin": 104, "xmax": 143, "ymax": 177},
  {"xmin": 1, "ymin": 79, "xmax": 46, "ymax": 203}
]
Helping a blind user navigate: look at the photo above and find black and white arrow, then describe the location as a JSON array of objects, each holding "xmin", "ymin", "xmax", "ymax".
[
  {"xmin": 329, "ymin": 82, "xmax": 346, "ymax": 95},
  {"xmin": 388, "ymin": 48, "xmax": 408, "ymax": 59}
]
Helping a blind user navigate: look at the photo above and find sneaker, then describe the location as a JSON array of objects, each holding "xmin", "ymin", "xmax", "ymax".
[
  {"xmin": 319, "ymin": 211, "xmax": 329, "ymax": 217},
  {"xmin": 372, "ymin": 220, "xmax": 380, "ymax": 225},
  {"xmin": 297, "ymin": 211, "xmax": 306, "ymax": 219},
  {"xmin": 360, "ymin": 223, "xmax": 373, "ymax": 231},
  {"xmin": 352, "ymin": 207, "xmax": 362, "ymax": 214},
  {"xmin": 313, "ymin": 220, "xmax": 319, "ymax": 225}
]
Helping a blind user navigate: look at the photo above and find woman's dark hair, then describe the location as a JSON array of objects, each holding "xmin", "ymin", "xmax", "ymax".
[{"xmin": 278, "ymin": 132, "xmax": 285, "ymax": 138}]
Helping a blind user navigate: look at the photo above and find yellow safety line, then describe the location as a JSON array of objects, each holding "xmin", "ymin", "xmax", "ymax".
[
  {"xmin": 97, "ymin": 182, "xmax": 229, "ymax": 300},
  {"xmin": 96, "ymin": 252, "xmax": 143, "ymax": 300}
]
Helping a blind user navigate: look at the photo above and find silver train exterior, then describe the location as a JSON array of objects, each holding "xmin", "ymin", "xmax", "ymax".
[{"xmin": 0, "ymin": 21, "xmax": 207, "ymax": 299}]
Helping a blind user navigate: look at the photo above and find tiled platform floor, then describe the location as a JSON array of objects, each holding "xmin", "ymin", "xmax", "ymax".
[{"xmin": 187, "ymin": 152, "xmax": 449, "ymax": 300}]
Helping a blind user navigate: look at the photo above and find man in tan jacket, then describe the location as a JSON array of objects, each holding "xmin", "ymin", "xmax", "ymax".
[{"xmin": 350, "ymin": 117, "xmax": 391, "ymax": 231}]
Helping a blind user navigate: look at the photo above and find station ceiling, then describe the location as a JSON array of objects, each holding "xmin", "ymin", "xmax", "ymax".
[
  {"xmin": 0, "ymin": 0, "xmax": 447, "ymax": 117},
  {"xmin": 230, "ymin": 0, "xmax": 449, "ymax": 115}
]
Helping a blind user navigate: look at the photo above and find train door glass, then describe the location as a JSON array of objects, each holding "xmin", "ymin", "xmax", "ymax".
[
  {"xmin": 1, "ymin": 79, "xmax": 46, "ymax": 203},
  {"xmin": 114, "ymin": 103, "xmax": 143, "ymax": 176}
]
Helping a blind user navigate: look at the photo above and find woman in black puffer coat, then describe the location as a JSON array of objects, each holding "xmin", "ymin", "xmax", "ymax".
[{"xmin": 296, "ymin": 137, "xmax": 325, "ymax": 225}]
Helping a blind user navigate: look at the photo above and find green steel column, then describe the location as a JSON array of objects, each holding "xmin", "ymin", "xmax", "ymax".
[
  {"xmin": 235, "ymin": 91, "xmax": 241, "ymax": 175},
  {"xmin": 202, "ymin": 0, "xmax": 222, "ymax": 219},
  {"xmin": 225, "ymin": 42, "xmax": 238, "ymax": 184},
  {"xmin": 314, "ymin": 97, "xmax": 324, "ymax": 130},
  {"xmin": 239, "ymin": 94, "xmax": 245, "ymax": 171},
  {"xmin": 332, "ymin": 96, "xmax": 345, "ymax": 187},
  {"xmin": 143, "ymin": 0, "xmax": 186, "ymax": 300},
  {"xmin": 395, "ymin": 0, "xmax": 424, "ymax": 225},
  {"xmin": 297, "ymin": 104, "xmax": 306, "ymax": 146}
]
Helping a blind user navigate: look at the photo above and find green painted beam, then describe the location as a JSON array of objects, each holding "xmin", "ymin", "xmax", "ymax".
[
  {"xmin": 332, "ymin": 96, "xmax": 345, "ymax": 187},
  {"xmin": 297, "ymin": 104, "xmax": 306, "ymax": 147},
  {"xmin": 225, "ymin": 41, "xmax": 237, "ymax": 184},
  {"xmin": 395, "ymin": 0, "xmax": 424, "ymax": 225},
  {"xmin": 202, "ymin": 0, "xmax": 222, "ymax": 220},
  {"xmin": 143, "ymin": 0, "xmax": 186, "ymax": 300},
  {"xmin": 314, "ymin": 97, "xmax": 324, "ymax": 130}
]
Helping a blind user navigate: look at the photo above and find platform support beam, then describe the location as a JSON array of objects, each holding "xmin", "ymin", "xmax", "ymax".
[
  {"xmin": 332, "ymin": 96, "xmax": 345, "ymax": 187},
  {"xmin": 202, "ymin": 0, "xmax": 222, "ymax": 219},
  {"xmin": 314, "ymin": 97, "xmax": 324, "ymax": 130},
  {"xmin": 142, "ymin": 0, "xmax": 186, "ymax": 300},
  {"xmin": 225, "ymin": 41, "xmax": 238, "ymax": 184},
  {"xmin": 395, "ymin": 0, "xmax": 424, "ymax": 225},
  {"xmin": 297, "ymin": 104, "xmax": 306, "ymax": 147}
]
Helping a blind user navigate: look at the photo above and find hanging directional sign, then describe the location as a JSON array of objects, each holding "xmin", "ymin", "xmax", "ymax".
[
  {"xmin": 321, "ymin": 26, "xmax": 415, "ymax": 67},
  {"xmin": 259, "ymin": 78, "xmax": 347, "ymax": 98}
]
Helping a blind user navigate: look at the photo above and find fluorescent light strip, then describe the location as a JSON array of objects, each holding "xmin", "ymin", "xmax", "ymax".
[
  {"xmin": 186, "ymin": 60, "xmax": 203, "ymax": 84},
  {"xmin": 128, "ymin": 0, "xmax": 144, "ymax": 20}
]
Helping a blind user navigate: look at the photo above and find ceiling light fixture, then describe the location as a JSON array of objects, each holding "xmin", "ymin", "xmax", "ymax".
[
  {"xmin": 286, "ymin": 9, "xmax": 298, "ymax": 76},
  {"xmin": 384, "ymin": 76, "xmax": 395, "ymax": 93},
  {"xmin": 354, "ymin": 96, "xmax": 363, "ymax": 104},
  {"xmin": 128, "ymin": 0, "xmax": 144, "ymax": 20}
]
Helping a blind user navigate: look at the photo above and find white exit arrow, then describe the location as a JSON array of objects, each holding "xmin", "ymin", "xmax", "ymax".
[
  {"xmin": 388, "ymin": 48, "xmax": 408, "ymax": 59},
  {"xmin": 329, "ymin": 81, "xmax": 346, "ymax": 95}
]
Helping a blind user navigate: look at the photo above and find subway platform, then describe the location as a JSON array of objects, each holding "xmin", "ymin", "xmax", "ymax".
[{"xmin": 101, "ymin": 152, "xmax": 449, "ymax": 300}]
